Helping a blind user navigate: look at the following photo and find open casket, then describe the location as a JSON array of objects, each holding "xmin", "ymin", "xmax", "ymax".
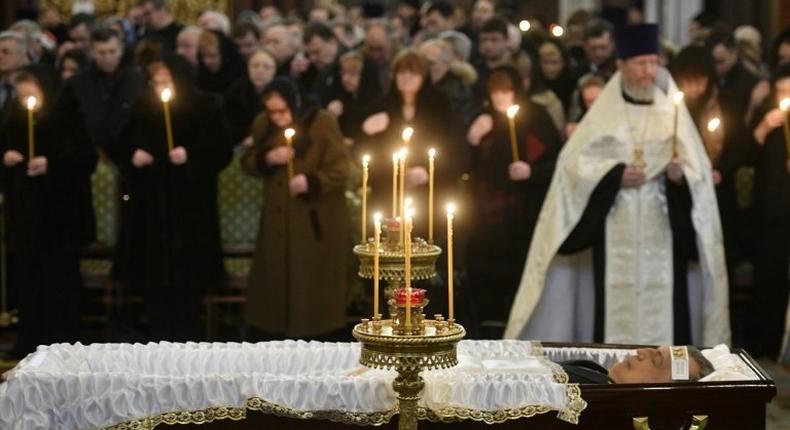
[{"xmin": 0, "ymin": 341, "xmax": 776, "ymax": 430}]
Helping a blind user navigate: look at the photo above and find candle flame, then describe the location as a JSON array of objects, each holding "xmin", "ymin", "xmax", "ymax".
[
  {"xmin": 26, "ymin": 96, "xmax": 37, "ymax": 110},
  {"xmin": 399, "ymin": 147, "xmax": 408, "ymax": 158},
  {"xmin": 405, "ymin": 197, "xmax": 413, "ymax": 209},
  {"xmin": 780, "ymin": 98, "xmax": 790, "ymax": 112},
  {"xmin": 160, "ymin": 88, "xmax": 172, "ymax": 103},
  {"xmin": 374, "ymin": 212, "xmax": 382, "ymax": 224},
  {"xmin": 428, "ymin": 148, "xmax": 436, "ymax": 159},
  {"xmin": 707, "ymin": 117, "xmax": 721, "ymax": 132},
  {"xmin": 446, "ymin": 202, "xmax": 456, "ymax": 216},
  {"xmin": 673, "ymin": 91, "xmax": 684, "ymax": 104},
  {"xmin": 506, "ymin": 104, "xmax": 520, "ymax": 119},
  {"xmin": 401, "ymin": 127, "xmax": 414, "ymax": 143},
  {"xmin": 406, "ymin": 206, "xmax": 415, "ymax": 219},
  {"xmin": 362, "ymin": 154, "xmax": 370, "ymax": 166},
  {"xmin": 392, "ymin": 152, "xmax": 400, "ymax": 162},
  {"xmin": 519, "ymin": 20, "xmax": 531, "ymax": 32},
  {"xmin": 551, "ymin": 24, "xmax": 564, "ymax": 37},
  {"xmin": 284, "ymin": 128, "xmax": 296, "ymax": 139}
]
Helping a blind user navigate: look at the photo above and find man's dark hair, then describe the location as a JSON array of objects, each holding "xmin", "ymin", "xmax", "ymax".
[
  {"xmin": 479, "ymin": 16, "xmax": 508, "ymax": 38},
  {"xmin": 705, "ymin": 30, "xmax": 736, "ymax": 52},
  {"xmin": 427, "ymin": 1, "xmax": 455, "ymax": 19},
  {"xmin": 233, "ymin": 22, "xmax": 261, "ymax": 40},
  {"xmin": 691, "ymin": 11, "xmax": 717, "ymax": 28},
  {"xmin": 90, "ymin": 27, "xmax": 122, "ymax": 44},
  {"xmin": 688, "ymin": 346, "xmax": 714, "ymax": 382},
  {"xmin": 303, "ymin": 22, "xmax": 336, "ymax": 44},
  {"xmin": 69, "ymin": 13, "xmax": 96, "ymax": 31},
  {"xmin": 583, "ymin": 19, "xmax": 613, "ymax": 41}
]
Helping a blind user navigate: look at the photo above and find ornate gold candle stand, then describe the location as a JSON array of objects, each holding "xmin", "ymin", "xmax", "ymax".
[{"xmin": 352, "ymin": 219, "xmax": 465, "ymax": 430}]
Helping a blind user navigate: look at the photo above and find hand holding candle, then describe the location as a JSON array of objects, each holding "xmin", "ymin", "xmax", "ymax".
[
  {"xmin": 284, "ymin": 127, "xmax": 296, "ymax": 179},
  {"xmin": 446, "ymin": 203, "xmax": 456, "ymax": 322},
  {"xmin": 160, "ymin": 88, "xmax": 174, "ymax": 152},
  {"xmin": 428, "ymin": 148, "xmax": 436, "ymax": 244},
  {"xmin": 26, "ymin": 96, "xmax": 37, "ymax": 159},
  {"xmin": 672, "ymin": 91, "xmax": 684, "ymax": 158},
  {"xmin": 506, "ymin": 105, "xmax": 520, "ymax": 162},
  {"xmin": 361, "ymin": 155, "xmax": 370, "ymax": 243}
]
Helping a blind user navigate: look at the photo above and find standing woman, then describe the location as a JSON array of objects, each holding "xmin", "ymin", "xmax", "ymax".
[
  {"xmin": 537, "ymin": 39, "xmax": 576, "ymax": 115},
  {"xmin": 223, "ymin": 48, "xmax": 277, "ymax": 147},
  {"xmin": 0, "ymin": 67, "xmax": 97, "ymax": 358},
  {"xmin": 465, "ymin": 65, "xmax": 562, "ymax": 338},
  {"xmin": 196, "ymin": 30, "xmax": 246, "ymax": 94},
  {"xmin": 117, "ymin": 54, "xmax": 232, "ymax": 341},
  {"xmin": 242, "ymin": 77, "xmax": 350, "ymax": 339}
]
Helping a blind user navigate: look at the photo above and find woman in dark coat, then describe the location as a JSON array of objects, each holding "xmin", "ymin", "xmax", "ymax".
[
  {"xmin": 749, "ymin": 63, "xmax": 790, "ymax": 358},
  {"xmin": 359, "ymin": 49, "xmax": 467, "ymax": 239},
  {"xmin": 116, "ymin": 54, "xmax": 232, "ymax": 341},
  {"xmin": 223, "ymin": 48, "xmax": 277, "ymax": 146},
  {"xmin": 241, "ymin": 77, "xmax": 350, "ymax": 338},
  {"xmin": 196, "ymin": 30, "xmax": 246, "ymax": 94},
  {"xmin": 0, "ymin": 66, "xmax": 97, "ymax": 358},
  {"xmin": 537, "ymin": 39, "xmax": 576, "ymax": 115},
  {"xmin": 464, "ymin": 65, "xmax": 562, "ymax": 338}
]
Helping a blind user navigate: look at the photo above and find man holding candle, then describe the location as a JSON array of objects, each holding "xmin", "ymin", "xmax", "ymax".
[
  {"xmin": 506, "ymin": 24, "xmax": 730, "ymax": 348},
  {"xmin": 241, "ymin": 77, "xmax": 350, "ymax": 339},
  {"xmin": 750, "ymin": 64, "xmax": 790, "ymax": 358},
  {"xmin": 0, "ymin": 67, "xmax": 97, "ymax": 359}
]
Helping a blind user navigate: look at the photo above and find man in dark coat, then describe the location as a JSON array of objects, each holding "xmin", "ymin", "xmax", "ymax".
[{"xmin": 139, "ymin": 0, "xmax": 184, "ymax": 53}]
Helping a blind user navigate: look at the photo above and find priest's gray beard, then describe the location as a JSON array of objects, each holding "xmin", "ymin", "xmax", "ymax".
[{"xmin": 622, "ymin": 81, "xmax": 655, "ymax": 103}]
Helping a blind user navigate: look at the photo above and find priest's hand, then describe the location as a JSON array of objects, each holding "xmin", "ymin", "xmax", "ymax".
[
  {"xmin": 327, "ymin": 99, "xmax": 343, "ymax": 117},
  {"xmin": 666, "ymin": 158, "xmax": 684, "ymax": 184},
  {"xmin": 508, "ymin": 161, "xmax": 531, "ymax": 181},
  {"xmin": 621, "ymin": 165, "xmax": 646, "ymax": 188},
  {"xmin": 362, "ymin": 112, "xmax": 389, "ymax": 136},
  {"xmin": 169, "ymin": 147, "xmax": 188, "ymax": 165},
  {"xmin": 266, "ymin": 146, "xmax": 293, "ymax": 166},
  {"xmin": 754, "ymin": 108, "xmax": 785, "ymax": 145},
  {"xmin": 289, "ymin": 173, "xmax": 308, "ymax": 196},
  {"xmin": 405, "ymin": 166, "xmax": 429, "ymax": 187},
  {"xmin": 467, "ymin": 114, "xmax": 493, "ymax": 146},
  {"xmin": 132, "ymin": 149, "xmax": 154, "ymax": 168},
  {"xmin": 27, "ymin": 156, "xmax": 47, "ymax": 176},
  {"xmin": 2, "ymin": 150, "xmax": 24, "ymax": 167},
  {"xmin": 711, "ymin": 169, "xmax": 722, "ymax": 186}
]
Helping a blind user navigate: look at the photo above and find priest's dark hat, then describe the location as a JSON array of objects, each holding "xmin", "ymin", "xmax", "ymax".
[{"xmin": 614, "ymin": 24, "xmax": 660, "ymax": 59}]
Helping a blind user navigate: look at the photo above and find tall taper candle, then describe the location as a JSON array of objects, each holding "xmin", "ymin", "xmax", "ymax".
[
  {"xmin": 26, "ymin": 96, "xmax": 36, "ymax": 159},
  {"xmin": 428, "ymin": 148, "xmax": 436, "ymax": 243},
  {"xmin": 361, "ymin": 155, "xmax": 370, "ymax": 243},
  {"xmin": 284, "ymin": 127, "xmax": 296, "ymax": 179},
  {"xmin": 392, "ymin": 152, "xmax": 399, "ymax": 217},
  {"xmin": 446, "ymin": 203, "xmax": 455, "ymax": 321},
  {"xmin": 160, "ymin": 88, "xmax": 174, "ymax": 152},
  {"xmin": 506, "ymin": 105, "xmax": 520, "ymax": 162},
  {"xmin": 402, "ymin": 126, "xmax": 414, "ymax": 146},
  {"xmin": 398, "ymin": 148, "xmax": 407, "ymax": 245},
  {"xmin": 373, "ymin": 213, "xmax": 382, "ymax": 318},
  {"xmin": 672, "ymin": 92, "xmax": 684, "ymax": 158},
  {"xmin": 404, "ymin": 206, "xmax": 413, "ymax": 330}
]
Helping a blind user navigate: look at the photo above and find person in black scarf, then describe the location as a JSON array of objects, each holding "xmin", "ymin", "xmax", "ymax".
[
  {"xmin": 465, "ymin": 65, "xmax": 562, "ymax": 338},
  {"xmin": 537, "ymin": 39, "xmax": 576, "ymax": 115},
  {"xmin": 223, "ymin": 48, "xmax": 277, "ymax": 146},
  {"xmin": 196, "ymin": 30, "xmax": 245, "ymax": 94},
  {"xmin": 115, "ymin": 54, "xmax": 232, "ymax": 341},
  {"xmin": 748, "ymin": 63, "xmax": 790, "ymax": 358},
  {"xmin": 241, "ymin": 77, "xmax": 350, "ymax": 339},
  {"xmin": 325, "ymin": 50, "xmax": 383, "ymax": 146},
  {"xmin": 0, "ymin": 66, "xmax": 97, "ymax": 358}
]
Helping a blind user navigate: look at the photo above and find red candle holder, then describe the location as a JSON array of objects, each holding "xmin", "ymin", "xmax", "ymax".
[{"xmin": 395, "ymin": 288, "xmax": 426, "ymax": 306}]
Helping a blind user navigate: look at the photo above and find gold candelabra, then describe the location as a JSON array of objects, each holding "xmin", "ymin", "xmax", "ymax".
[{"xmin": 352, "ymin": 218, "xmax": 465, "ymax": 430}]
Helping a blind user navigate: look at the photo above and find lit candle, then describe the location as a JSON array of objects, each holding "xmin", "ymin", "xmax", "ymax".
[
  {"xmin": 506, "ymin": 105, "xmax": 520, "ymax": 162},
  {"xmin": 780, "ymin": 98, "xmax": 790, "ymax": 157},
  {"xmin": 672, "ymin": 91, "xmax": 684, "ymax": 158},
  {"xmin": 402, "ymin": 126, "xmax": 414, "ymax": 146},
  {"xmin": 404, "ymin": 205, "xmax": 414, "ymax": 330},
  {"xmin": 428, "ymin": 148, "xmax": 436, "ymax": 243},
  {"xmin": 284, "ymin": 127, "xmax": 296, "ymax": 179},
  {"xmin": 446, "ymin": 203, "xmax": 455, "ymax": 322},
  {"xmin": 26, "ymin": 96, "xmax": 36, "ymax": 159},
  {"xmin": 160, "ymin": 88, "xmax": 174, "ymax": 152},
  {"xmin": 706, "ymin": 117, "xmax": 721, "ymax": 133},
  {"xmin": 361, "ymin": 155, "xmax": 370, "ymax": 243},
  {"xmin": 373, "ymin": 212, "xmax": 382, "ymax": 318},
  {"xmin": 398, "ymin": 147, "xmax": 407, "ymax": 245},
  {"xmin": 392, "ymin": 152, "xmax": 399, "ymax": 217}
]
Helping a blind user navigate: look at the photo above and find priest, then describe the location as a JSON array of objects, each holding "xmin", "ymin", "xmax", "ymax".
[{"xmin": 504, "ymin": 24, "xmax": 730, "ymax": 346}]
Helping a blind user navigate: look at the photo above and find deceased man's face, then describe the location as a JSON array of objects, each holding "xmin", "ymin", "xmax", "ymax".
[{"xmin": 609, "ymin": 346, "xmax": 702, "ymax": 384}]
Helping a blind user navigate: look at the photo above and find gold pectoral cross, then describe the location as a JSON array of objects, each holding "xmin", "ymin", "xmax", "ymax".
[{"xmin": 632, "ymin": 148, "xmax": 646, "ymax": 170}]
